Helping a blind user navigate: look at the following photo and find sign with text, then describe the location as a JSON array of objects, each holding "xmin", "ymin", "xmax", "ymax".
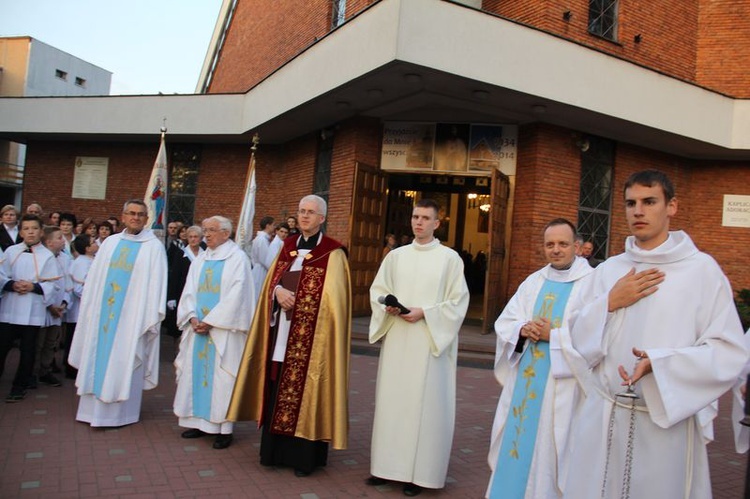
[
  {"xmin": 722, "ymin": 194, "xmax": 750, "ymax": 228},
  {"xmin": 381, "ymin": 122, "xmax": 518, "ymax": 175},
  {"xmin": 72, "ymin": 156, "xmax": 108, "ymax": 200}
]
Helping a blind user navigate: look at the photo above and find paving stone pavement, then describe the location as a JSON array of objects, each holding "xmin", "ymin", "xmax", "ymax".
[{"xmin": 0, "ymin": 336, "xmax": 746, "ymax": 498}]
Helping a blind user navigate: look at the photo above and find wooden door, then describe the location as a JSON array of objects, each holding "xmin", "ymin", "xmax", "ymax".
[
  {"xmin": 482, "ymin": 169, "xmax": 510, "ymax": 332},
  {"xmin": 349, "ymin": 162, "xmax": 388, "ymax": 316}
]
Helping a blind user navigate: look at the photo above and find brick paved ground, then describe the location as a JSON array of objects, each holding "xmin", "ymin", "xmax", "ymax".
[{"xmin": 0, "ymin": 335, "xmax": 746, "ymax": 498}]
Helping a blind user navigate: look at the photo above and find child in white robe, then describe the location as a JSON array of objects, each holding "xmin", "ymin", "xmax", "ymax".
[
  {"xmin": 0, "ymin": 215, "xmax": 59, "ymax": 402},
  {"xmin": 63, "ymin": 234, "xmax": 97, "ymax": 379}
]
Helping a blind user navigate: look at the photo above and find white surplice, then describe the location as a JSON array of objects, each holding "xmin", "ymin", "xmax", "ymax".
[
  {"xmin": 173, "ymin": 239, "xmax": 255, "ymax": 434},
  {"xmin": 564, "ymin": 231, "xmax": 747, "ymax": 499},
  {"xmin": 0, "ymin": 243, "xmax": 59, "ymax": 326},
  {"xmin": 487, "ymin": 257, "xmax": 593, "ymax": 499},
  {"xmin": 69, "ymin": 229, "xmax": 167, "ymax": 427},
  {"xmin": 369, "ymin": 238, "xmax": 470, "ymax": 489},
  {"xmin": 66, "ymin": 255, "xmax": 94, "ymax": 324},
  {"xmin": 248, "ymin": 230, "xmax": 272, "ymax": 300}
]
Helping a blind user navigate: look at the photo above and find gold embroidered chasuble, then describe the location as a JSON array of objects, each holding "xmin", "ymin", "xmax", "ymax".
[{"xmin": 228, "ymin": 234, "xmax": 351, "ymax": 449}]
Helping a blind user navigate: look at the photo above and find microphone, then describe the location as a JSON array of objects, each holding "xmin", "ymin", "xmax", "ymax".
[{"xmin": 377, "ymin": 294, "xmax": 411, "ymax": 315}]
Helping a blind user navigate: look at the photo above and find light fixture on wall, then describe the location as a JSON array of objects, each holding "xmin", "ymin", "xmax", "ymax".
[
  {"xmin": 576, "ymin": 137, "xmax": 590, "ymax": 152},
  {"xmin": 563, "ymin": 10, "xmax": 573, "ymax": 21}
]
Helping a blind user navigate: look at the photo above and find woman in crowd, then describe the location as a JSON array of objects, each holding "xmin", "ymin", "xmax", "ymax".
[{"xmin": 165, "ymin": 226, "xmax": 204, "ymax": 342}]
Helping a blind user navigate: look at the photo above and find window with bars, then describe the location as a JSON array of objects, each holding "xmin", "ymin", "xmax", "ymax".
[
  {"xmin": 168, "ymin": 144, "xmax": 201, "ymax": 225},
  {"xmin": 577, "ymin": 137, "xmax": 614, "ymax": 261},
  {"xmin": 331, "ymin": 0, "xmax": 346, "ymax": 28},
  {"xmin": 588, "ymin": 0, "xmax": 618, "ymax": 42},
  {"xmin": 313, "ymin": 131, "xmax": 334, "ymax": 230}
]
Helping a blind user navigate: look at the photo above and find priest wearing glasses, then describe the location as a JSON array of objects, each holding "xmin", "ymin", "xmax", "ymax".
[
  {"xmin": 70, "ymin": 200, "xmax": 167, "ymax": 427},
  {"xmin": 229, "ymin": 194, "xmax": 351, "ymax": 477}
]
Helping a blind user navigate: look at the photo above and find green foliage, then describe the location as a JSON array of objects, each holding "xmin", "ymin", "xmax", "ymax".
[{"xmin": 736, "ymin": 289, "xmax": 750, "ymax": 331}]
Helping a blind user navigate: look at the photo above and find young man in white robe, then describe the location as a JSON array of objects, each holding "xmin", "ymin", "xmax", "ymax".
[
  {"xmin": 0, "ymin": 214, "xmax": 60, "ymax": 402},
  {"xmin": 367, "ymin": 198, "xmax": 470, "ymax": 497},
  {"xmin": 173, "ymin": 216, "xmax": 255, "ymax": 450},
  {"xmin": 69, "ymin": 200, "xmax": 167, "ymax": 427},
  {"xmin": 564, "ymin": 170, "xmax": 747, "ymax": 499},
  {"xmin": 486, "ymin": 219, "xmax": 593, "ymax": 499},
  {"xmin": 262, "ymin": 222, "xmax": 289, "ymax": 272},
  {"xmin": 247, "ymin": 216, "xmax": 275, "ymax": 301}
]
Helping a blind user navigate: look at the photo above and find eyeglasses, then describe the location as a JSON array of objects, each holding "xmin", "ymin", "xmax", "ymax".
[
  {"xmin": 124, "ymin": 211, "xmax": 147, "ymax": 218},
  {"xmin": 298, "ymin": 209, "xmax": 319, "ymax": 216},
  {"xmin": 202, "ymin": 227, "xmax": 224, "ymax": 233}
]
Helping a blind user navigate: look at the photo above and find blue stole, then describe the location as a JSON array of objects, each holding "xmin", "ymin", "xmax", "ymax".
[
  {"xmin": 192, "ymin": 260, "xmax": 224, "ymax": 420},
  {"xmin": 94, "ymin": 239, "xmax": 142, "ymax": 397},
  {"xmin": 490, "ymin": 279, "xmax": 575, "ymax": 499}
]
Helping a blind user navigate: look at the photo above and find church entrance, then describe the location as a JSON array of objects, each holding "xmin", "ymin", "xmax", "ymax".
[
  {"xmin": 383, "ymin": 173, "xmax": 491, "ymax": 325},
  {"xmin": 348, "ymin": 164, "xmax": 510, "ymax": 332}
]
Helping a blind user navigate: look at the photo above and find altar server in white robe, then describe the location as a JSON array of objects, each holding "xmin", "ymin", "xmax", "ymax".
[
  {"xmin": 564, "ymin": 170, "xmax": 747, "ymax": 499},
  {"xmin": 487, "ymin": 219, "xmax": 593, "ymax": 499},
  {"xmin": 0, "ymin": 215, "xmax": 59, "ymax": 402},
  {"xmin": 368, "ymin": 198, "xmax": 469, "ymax": 497},
  {"xmin": 247, "ymin": 216, "xmax": 274, "ymax": 300},
  {"xmin": 173, "ymin": 216, "xmax": 254, "ymax": 450},
  {"xmin": 70, "ymin": 200, "xmax": 167, "ymax": 427}
]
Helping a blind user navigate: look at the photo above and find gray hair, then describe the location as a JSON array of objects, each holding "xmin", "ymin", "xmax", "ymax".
[
  {"xmin": 186, "ymin": 225, "xmax": 203, "ymax": 236},
  {"xmin": 122, "ymin": 199, "xmax": 147, "ymax": 212},
  {"xmin": 203, "ymin": 215, "xmax": 233, "ymax": 233},
  {"xmin": 299, "ymin": 195, "xmax": 327, "ymax": 216}
]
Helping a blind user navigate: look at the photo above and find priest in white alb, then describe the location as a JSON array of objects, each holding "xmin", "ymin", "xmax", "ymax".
[
  {"xmin": 563, "ymin": 171, "xmax": 747, "ymax": 499},
  {"xmin": 70, "ymin": 200, "xmax": 167, "ymax": 427},
  {"xmin": 487, "ymin": 219, "xmax": 593, "ymax": 499},
  {"xmin": 173, "ymin": 216, "xmax": 254, "ymax": 450},
  {"xmin": 367, "ymin": 198, "xmax": 469, "ymax": 497}
]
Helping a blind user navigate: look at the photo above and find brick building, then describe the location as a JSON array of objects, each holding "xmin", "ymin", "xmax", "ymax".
[{"xmin": 1, "ymin": 0, "xmax": 749, "ymax": 327}]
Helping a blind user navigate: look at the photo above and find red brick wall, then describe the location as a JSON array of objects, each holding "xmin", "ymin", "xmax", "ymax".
[
  {"xmin": 22, "ymin": 126, "xmax": 750, "ymax": 296},
  {"xmin": 506, "ymin": 123, "xmax": 582, "ymax": 295},
  {"xmin": 697, "ymin": 0, "xmax": 750, "ymax": 97},
  {"xmin": 484, "ymin": 0, "xmax": 701, "ymax": 87},
  {"xmin": 684, "ymin": 162, "xmax": 750, "ymax": 294},
  {"xmin": 208, "ymin": 0, "xmax": 377, "ymax": 93},
  {"xmin": 193, "ymin": 143, "xmax": 249, "ymax": 224},
  {"xmin": 23, "ymin": 141, "xmax": 158, "ymax": 223}
]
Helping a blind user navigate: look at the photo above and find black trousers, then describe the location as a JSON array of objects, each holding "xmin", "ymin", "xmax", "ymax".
[
  {"xmin": 259, "ymin": 364, "xmax": 328, "ymax": 473},
  {"xmin": 63, "ymin": 321, "xmax": 78, "ymax": 377},
  {"xmin": 0, "ymin": 323, "xmax": 40, "ymax": 390}
]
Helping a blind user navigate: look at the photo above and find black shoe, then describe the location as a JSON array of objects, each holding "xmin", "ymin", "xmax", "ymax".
[
  {"xmin": 39, "ymin": 373, "xmax": 62, "ymax": 387},
  {"xmin": 403, "ymin": 483, "xmax": 423, "ymax": 497},
  {"xmin": 5, "ymin": 388, "xmax": 26, "ymax": 403},
  {"xmin": 365, "ymin": 476, "xmax": 388, "ymax": 486},
  {"xmin": 213, "ymin": 434, "xmax": 233, "ymax": 449},
  {"xmin": 181, "ymin": 428, "xmax": 207, "ymax": 439},
  {"xmin": 294, "ymin": 469, "xmax": 311, "ymax": 477}
]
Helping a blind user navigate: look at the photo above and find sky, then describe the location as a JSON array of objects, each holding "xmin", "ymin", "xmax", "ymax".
[{"xmin": 0, "ymin": 0, "xmax": 224, "ymax": 95}]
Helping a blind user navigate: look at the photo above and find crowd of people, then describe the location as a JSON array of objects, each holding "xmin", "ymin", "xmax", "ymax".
[{"xmin": 0, "ymin": 169, "xmax": 747, "ymax": 498}]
